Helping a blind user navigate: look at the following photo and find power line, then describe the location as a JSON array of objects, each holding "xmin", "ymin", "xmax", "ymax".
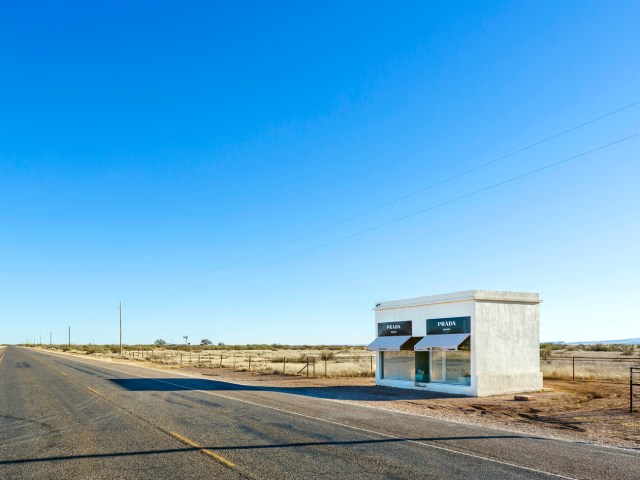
[
  {"xmin": 131, "ymin": 131, "xmax": 639, "ymax": 304},
  {"xmin": 127, "ymin": 99, "xmax": 640, "ymax": 302}
]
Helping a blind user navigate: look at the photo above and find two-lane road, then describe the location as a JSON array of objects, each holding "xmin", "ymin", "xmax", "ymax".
[{"xmin": 1, "ymin": 346, "xmax": 638, "ymax": 479}]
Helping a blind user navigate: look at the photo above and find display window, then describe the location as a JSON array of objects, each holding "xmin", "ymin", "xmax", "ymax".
[
  {"xmin": 381, "ymin": 351, "xmax": 415, "ymax": 381},
  {"xmin": 429, "ymin": 337, "xmax": 471, "ymax": 385}
]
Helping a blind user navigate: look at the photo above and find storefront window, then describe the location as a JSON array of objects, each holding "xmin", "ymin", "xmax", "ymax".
[
  {"xmin": 445, "ymin": 349, "xmax": 471, "ymax": 384},
  {"xmin": 430, "ymin": 349, "xmax": 444, "ymax": 382},
  {"xmin": 381, "ymin": 351, "xmax": 414, "ymax": 381},
  {"xmin": 429, "ymin": 339, "xmax": 471, "ymax": 385}
]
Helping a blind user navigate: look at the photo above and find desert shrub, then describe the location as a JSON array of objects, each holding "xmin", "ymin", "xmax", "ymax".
[
  {"xmin": 621, "ymin": 345, "xmax": 635, "ymax": 356},
  {"xmin": 61, "ymin": 345, "xmax": 71, "ymax": 352},
  {"xmin": 585, "ymin": 343, "xmax": 611, "ymax": 352},
  {"xmin": 293, "ymin": 354, "xmax": 312, "ymax": 363},
  {"xmin": 320, "ymin": 350, "xmax": 335, "ymax": 361}
]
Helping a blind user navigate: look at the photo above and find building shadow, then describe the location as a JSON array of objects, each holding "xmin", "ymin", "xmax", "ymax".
[{"xmin": 107, "ymin": 377, "xmax": 465, "ymax": 401}]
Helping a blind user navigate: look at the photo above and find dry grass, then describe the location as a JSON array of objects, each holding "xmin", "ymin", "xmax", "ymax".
[
  {"xmin": 40, "ymin": 345, "xmax": 376, "ymax": 378},
  {"xmin": 33, "ymin": 343, "xmax": 640, "ymax": 382},
  {"xmin": 541, "ymin": 349, "xmax": 640, "ymax": 382}
]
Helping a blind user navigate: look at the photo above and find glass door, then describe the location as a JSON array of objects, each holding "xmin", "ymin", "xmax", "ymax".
[{"xmin": 415, "ymin": 352, "xmax": 429, "ymax": 383}]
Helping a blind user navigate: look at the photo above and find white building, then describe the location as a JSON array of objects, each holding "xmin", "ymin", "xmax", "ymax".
[{"xmin": 368, "ymin": 290, "xmax": 543, "ymax": 397}]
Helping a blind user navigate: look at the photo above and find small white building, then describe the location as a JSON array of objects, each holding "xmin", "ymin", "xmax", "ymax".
[{"xmin": 368, "ymin": 290, "xmax": 543, "ymax": 397}]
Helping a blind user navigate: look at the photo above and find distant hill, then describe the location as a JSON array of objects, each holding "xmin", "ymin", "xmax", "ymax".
[{"xmin": 551, "ymin": 338, "xmax": 640, "ymax": 345}]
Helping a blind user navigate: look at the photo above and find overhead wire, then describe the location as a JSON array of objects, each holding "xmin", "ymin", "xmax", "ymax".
[
  {"xmin": 126, "ymin": 99, "xmax": 640, "ymax": 302},
  {"xmin": 130, "ymin": 130, "xmax": 640, "ymax": 305}
]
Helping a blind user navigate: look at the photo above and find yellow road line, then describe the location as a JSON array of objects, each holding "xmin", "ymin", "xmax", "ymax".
[
  {"xmin": 170, "ymin": 431, "xmax": 236, "ymax": 468},
  {"xmin": 86, "ymin": 387, "xmax": 99, "ymax": 395}
]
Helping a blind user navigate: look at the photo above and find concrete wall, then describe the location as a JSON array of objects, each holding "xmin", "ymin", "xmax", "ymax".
[{"xmin": 474, "ymin": 299, "xmax": 542, "ymax": 396}]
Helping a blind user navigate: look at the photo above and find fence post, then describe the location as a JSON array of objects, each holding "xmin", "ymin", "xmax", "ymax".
[
  {"xmin": 572, "ymin": 357, "xmax": 575, "ymax": 381},
  {"xmin": 249, "ymin": 355, "xmax": 252, "ymax": 371},
  {"xmin": 631, "ymin": 368, "xmax": 634, "ymax": 414},
  {"xmin": 283, "ymin": 357, "xmax": 286, "ymax": 375},
  {"xmin": 234, "ymin": 355, "xmax": 237, "ymax": 369},
  {"xmin": 220, "ymin": 354, "xmax": 223, "ymax": 367},
  {"xmin": 325, "ymin": 359, "xmax": 327, "ymax": 377}
]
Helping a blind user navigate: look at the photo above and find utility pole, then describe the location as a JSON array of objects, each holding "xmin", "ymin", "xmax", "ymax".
[
  {"xmin": 40, "ymin": 334, "xmax": 42, "ymax": 345},
  {"xmin": 68, "ymin": 326, "xmax": 71, "ymax": 346},
  {"xmin": 50, "ymin": 332, "xmax": 52, "ymax": 346},
  {"xmin": 119, "ymin": 301, "xmax": 123, "ymax": 357}
]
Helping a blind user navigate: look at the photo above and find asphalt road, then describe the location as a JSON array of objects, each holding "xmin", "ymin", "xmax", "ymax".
[{"xmin": 1, "ymin": 346, "xmax": 638, "ymax": 480}]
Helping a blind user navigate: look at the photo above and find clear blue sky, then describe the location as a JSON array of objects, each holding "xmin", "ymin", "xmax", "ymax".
[{"xmin": 1, "ymin": 1, "xmax": 639, "ymax": 345}]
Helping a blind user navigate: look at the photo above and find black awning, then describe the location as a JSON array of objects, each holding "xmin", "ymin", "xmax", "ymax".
[
  {"xmin": 367, "ymin": 336, "xmax": 422, "ymax": 351},
  {"xmin": 414, "ymin": 333, "xmax": 470, "ymax": 351}
]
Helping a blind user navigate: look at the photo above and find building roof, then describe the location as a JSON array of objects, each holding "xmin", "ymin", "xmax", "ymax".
[{"xmin": 374, "ymin": 290, "xmax": 541, "ymax": 310}]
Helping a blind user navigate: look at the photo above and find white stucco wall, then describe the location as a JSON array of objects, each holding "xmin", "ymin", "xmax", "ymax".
[{"xmin": 474, "ymin": 297, "xmax": 542, "ymax": 396}]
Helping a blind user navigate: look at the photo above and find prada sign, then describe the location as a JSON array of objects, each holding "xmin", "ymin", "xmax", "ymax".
[
  {"xmin": 378, "ymin": 320, "xmax": 412, "ymax": 337},
  {"xmin": 427, "ymin": 317, "xmax": 470, "ymax": 335}
]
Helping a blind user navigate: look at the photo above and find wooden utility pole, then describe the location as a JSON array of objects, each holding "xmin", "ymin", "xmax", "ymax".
[
  {"xmin": 68, "ymin": 326, "xmax": 71, "ymax": 346},
  {"xmin": 119, "ymin": 301, "xmax": 123, "ymax": 357}
]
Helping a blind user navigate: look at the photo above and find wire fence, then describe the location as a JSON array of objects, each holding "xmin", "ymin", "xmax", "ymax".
[
  {"xmin": 631, "ymin": 367, "xmax": 640, "ymax": 413},
  {"xmin": 80, "ymin": 348, "xmax": 640, "ymax": 384},
  {"xmin": 116, "ymin": 349, "xmax": 376, "ymax": 377},
  {"xmin": 541, "ymin": 356, "xmax": 640, "ymax": 382}
]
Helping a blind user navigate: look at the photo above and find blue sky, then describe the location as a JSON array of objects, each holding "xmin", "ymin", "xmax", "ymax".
[{"xmin": 1, "ymin": 1, "xmax": 639, "ymax": 345}]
